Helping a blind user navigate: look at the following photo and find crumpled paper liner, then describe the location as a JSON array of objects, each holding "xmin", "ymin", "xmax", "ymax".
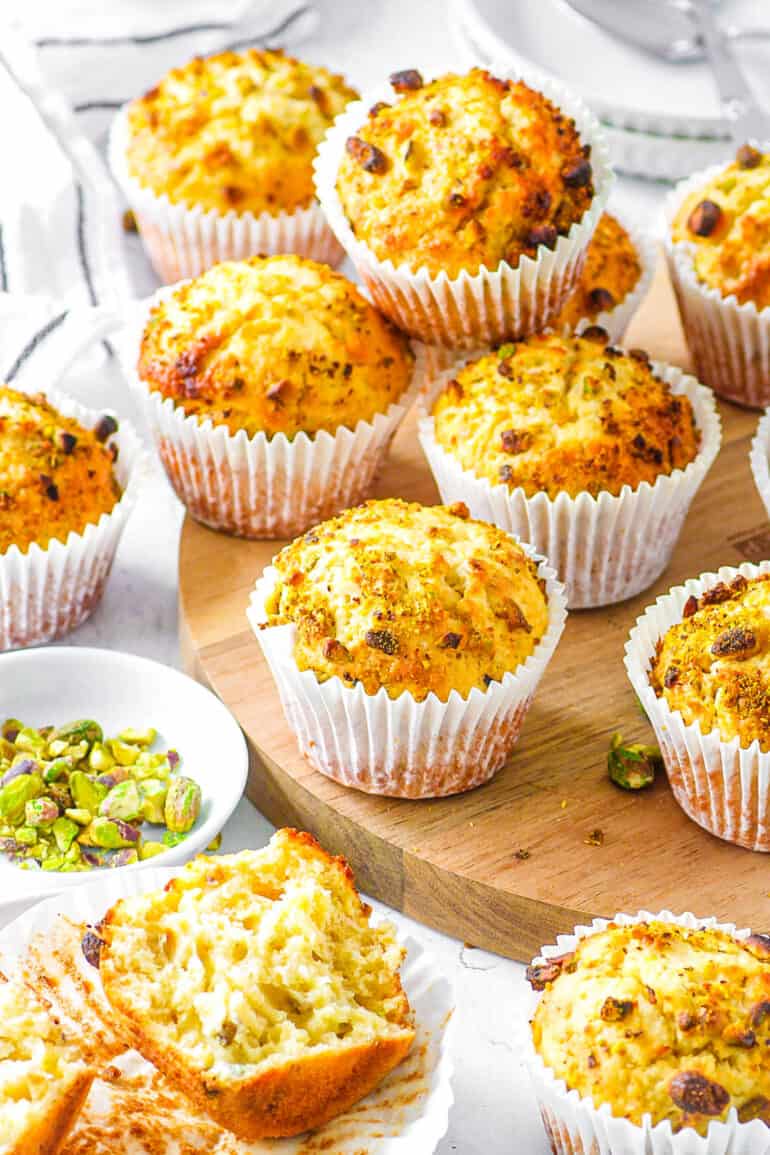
[
  {"xmin": 417, "ymin": 361, "xmax": 721, "ymax": 609},
  {"xmin": 523, "ymin": 909, "xmax": 770, "ymax": 1155},
  {"xmin": 0, "ymin": 386, "xmax": 147, "ymax": 651},
  {"xmin": 664, "ymin": 167, "xmax": 770, "ymax": 409},
  {"xmin": 313, "ymin": 66, "xmax": 613, "ymax": 348},
  {"xmin": 246, "ymin": 549, "xmax": 567, "ymax": 798},
  {"xmin": 625, "ymin": 561, "xmax": 770, "ymax": 851},
  {"xmin": 108, "ymin": 104, "xmax": 344, "ymax": 283},
  {"xmin": 124, "ymin": 286, "xmax": 422, "ymax": 540}
]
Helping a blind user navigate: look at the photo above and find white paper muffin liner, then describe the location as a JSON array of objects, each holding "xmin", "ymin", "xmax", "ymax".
[
  {"xmin": 246, "ymin": 547, "xmax": 566, "ymax": 798},
  {"xmin": 0, "ymin": 867, "xmax": 456, "ymax": 1155},
  {"xmin": 314, "ymin": 66, "xmax": 613, "ymax": 348},
  {"xmin": 625, "ymin": 560, "xmax": 770, "ymax": 852},
  {"xmin": 664, "ymin": 166, "xmax": 770, "ymax": 409},
  {"xmin": 0, "ymin": 387, "xmax": 147, "ymax": 652},
  {"xmin": 417, "ymin": 361, "xmax": 721, "ymax": 609},
  {"xmin": 523, "ymin": 909, "xmax": 770, "ymax": 1155},
  {"xmin": 750, "ymin": 410, "xmax": 770, "ymax": 520},
  {"xmin": 124, "ymin": 286, "xmax": 422, "ymax": 539},
  {"xmin": 108, "ymin": 104, "xmax": 344, "ymax": 284}
]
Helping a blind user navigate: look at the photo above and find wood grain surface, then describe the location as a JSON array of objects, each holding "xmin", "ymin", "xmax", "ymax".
[{"xmin": 179, "ymin": 260, "xmax": 770, "ymax": 961}]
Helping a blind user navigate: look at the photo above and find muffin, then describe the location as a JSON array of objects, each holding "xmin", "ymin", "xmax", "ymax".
[
  {"xmin": 553, "ymin": 211, "xmax": 653, "ymax": 341},
  {"xmin": 315, "ymin": 65, "xmax": 611, "ymax": 346},
  {"xmin": 419, "ymin": 331, "xmax": 720, "ymax": 608},
  {"xmin": 526, "ymin": 912, "xmax": 770, "ymax": 1153},
  {"xmin": 0, "ymin": 972, "xmax": 94, "ymax": 1154},
  {"xmin": 110, "ymin": 49, "xmax": 358, "ymax": 281},
  {"xmin": 248, "ymin": 497, "xmax": 566, "ymax": 796},
  {"xmin": 626, "ymin": 562, "xmax": 770, "ymax": 851},
  {"xmin": 131, "ymin": 255, "xmax": 417, "ymax": 538},
  {"xmin": 666, "ymin": 145, "xmax": 770, "ymax": 407},
  {"xmin": 99, "ymin": 829, "xmax": 415, "ymax": 1139},
  {"xmin": 0, "ymin": 386, "xmax": 144, "ymax": 651}
]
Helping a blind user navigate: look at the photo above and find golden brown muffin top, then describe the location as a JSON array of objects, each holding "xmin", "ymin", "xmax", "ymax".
[
  {"xmin": 554, "ymin": 212, "xmax": 642, "ymax": 330},
  {"xmin": 430, "ymin": 331, "xmax": 699, "ymax": 499},
  {"xmin": 531, "ymin": 920, "xmax": 770, "ymax": 1134},
  {"xmin": 0, "ymin": 386, "xmax": 121, "ymax": 555},
  {"xmin": 335, "ymin": 67, "xmax": 594, "ymax": 278},
  {"xmin": 138, "ymin": 256, "xmax": 414, "ymax": 439},
  {"xmin": 651, "ymin": 573, "xmax": 770, "ymax": 751},
  {"xmin": 263, "ymin": 498, "xmax": 549, "ymax": 702},
  {"xmin": 670, "ymin": 145, "xmax": 770, "ymax": 309},
  {"xmin": 125, "ymin": 49, "xmax": 358, "ymax": 215}
]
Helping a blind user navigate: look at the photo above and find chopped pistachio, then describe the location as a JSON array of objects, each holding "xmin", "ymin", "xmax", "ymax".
[{"xmin": 607, "ymin": 732, "xmax": 661, "ymax": 790}]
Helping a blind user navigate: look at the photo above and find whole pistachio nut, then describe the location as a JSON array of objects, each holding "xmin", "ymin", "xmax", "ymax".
[
  {"xmin": 99, "ymin": 780, "xmax": 142, "ymax": 822},
  {"xmin": 138, "ymin": 778, "xmax": 168, "ymax": 825},
  {"xmin": 25, "ymin": 797, "xmax": 59, "ymax": 827},
  {"xmin": 164, "ymin": 776, "xmax": 202, "ymax": 833},
  {"xmin": 0, "ymin": 773, "xmax": 44, "ymax": 824},
  {"xmin": 608, "ymin": 732, "xmax": 661, "ymax": 790}
]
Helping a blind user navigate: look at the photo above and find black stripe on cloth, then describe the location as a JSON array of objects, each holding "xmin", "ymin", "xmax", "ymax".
[
  {"xmin": 0, "ymin": 225, "xmax": 7, "ymax": 292},
  {"xmin": 74, "ymin": 99, "xmax": 125, "ymax": 112},
  {"xmin": 5, "ymin": 310, "xmax": 69, "ymax": 382},
  {"xmin": 222, "ymin": 5, "xmax": 312, "ymax": 50},
  {"xmin": 75, "ymin": 182, "xmax": 97, "ymax": 307}
]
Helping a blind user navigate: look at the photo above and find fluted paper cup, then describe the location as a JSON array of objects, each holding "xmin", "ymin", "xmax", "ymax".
[
  {"xmin": 246, "ymin": 550, "xmax": 567, "ymax": 798},
  {"xmin": 0, "ymin": 388, "xmax": 147, "ymax": 652},
  {"xmin": 418, "ymin": 361, "xmax": 721, "ymax": 609},
  {"xmin": 524, "ymin": 910, "xmax": 770, "ymax": 1155},
  {"xmin": 124, "ymin": 286, "xmax": 422, "ymax": 539},
  {"xmin": 108, "ymin": 104, "xmax": 344, "ymax": 284},
  {"xmin": 625, "ymin": 561, "xmax": 770, "ymax": 851},
  {"xmin": 750, "ymin": 410, "xmax": 770, "ymax": 520},
  {"xmin": 314, "ymin": 67, "xmax": 613, "ymax": 348},
  {"xmin": 664, "ymin": 167, "xmax": 770, "ymax": 409}
]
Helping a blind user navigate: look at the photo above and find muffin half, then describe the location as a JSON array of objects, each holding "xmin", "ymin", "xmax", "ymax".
[
  {"xmin": 418, "ymin": 331, "xmax": 720, "ymax": 608},
  {"xmin": 130, "ymin": 255, "xmax": 417, "ymax": 538},
  {"xmin": 110, "ymin": 49, "xmax": 358, "ymax": 281},
  {"xmin": 315, "ymin": 65, "xmax": 611, "ymax": 346},
  {"xmin": 98, "ymin": 829, "xmax": 415, "ymax": 1139},
  {"xmin": 248, "ymin": 497, "xmax": 566, "ymax": 796}
]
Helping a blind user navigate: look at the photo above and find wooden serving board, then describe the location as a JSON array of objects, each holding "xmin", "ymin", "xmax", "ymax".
[{"xmin": 179, "ymin": 260, "xmax": 770, "ymax": 963}]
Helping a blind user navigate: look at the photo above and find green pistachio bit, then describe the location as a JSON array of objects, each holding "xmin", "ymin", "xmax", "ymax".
[
  {"xmin": 607, "ymin": 732, "xmax": 661, "ymax": 791},
  {"xmin": 25, "ymin": 798, "xmax": 59, "ymax": 827},
  {"xmin": 139, "ymin": 840, "xmax": 166, "ymax": 860},
  {"xmin": 28, "ymin": 842, "xmax": 50, "ymax": 859},
  {"xmin": 0, "ymin": 739, "xmax": 16, "ymax": 761},
  {"xmin": 53, "ymin": 719, "xmax": 103, "ymax": 746},
  {"xmin": 47, "ymin": 739, "xmax": 69, "ymax": 758},
  {"xmin": 41, "ymin": 854, "xmax": 65, "ymax": 871},
  {"xmin": 164, "ymin": 777, "xmax": 201, "ymax": 834},
  {"xmin": 206, "ymin": 833, "xmax": 223, "ymax": 852},
  {"xmin": 69, "ymin": 770, "xmax": 107, "ymax": 813},
  {"xmin": 118, "ymin": 727, "xmax": 157, "ymax": 747},
  {"xmin": 95, "ymin": 768, "xmax": 129, "ymax": 790},
  {"xmin": 43, "ymin": 758, "xmax": 71, "ymax": 783},
  {"xmin": 497, "ymin": 342, "xmax": 516, "ymax": 359},
  {"xmin": 63, "ymin": 842, "xmax": 82, "ymax": 864},
  {"xmin": 131, "ymin": 753, "xmax": 170, "ymax": 782},
  {"xmin": 64, "ymin": 808, "xmax": 92, "ymax": 826},
  {"xmin": 88, "ymin": 743, "xmax": 115, "ymax": 772},
  {"xmin": 52, "ymin": 816, "xmax": 79, "ymax": 853},
  {"xmin": 79, "ymin": 816, "xmax": 138, "ymax": 849},
  {"xmin": 0, "ymin": 773, "xmax": 44, "ymax": 824},
  {"xmin": 99, "ymin": 780, "xmax": 142, "ymax": 822},
  {"xmin": 1, "ymin": 719, "xmax": 23, "ymax": 742},
  {"xmin": 14, "ymin": 826, "xmax": 38, "ymax": 846},
  {"xmin": 65, "ymin": 741, "xmax": 90, "ymax": 763},
  {"xmin": 48, "ymin": 783, "xmax": 73, "ymax": 811},
  {"xmin": 108, "ymin": 740, "xmax": 140, "ymax": 767},
  {"xmin": 138, "ymin": 778, "xmax": 167, "ymax": 825},
  {"xmin": 15, "ymin": 727, "xmax": 46, "ymax": 755},
  {"xmin": 162, "ymin": 830, "xmax": 188, "ymax": 848},
  {"xmin": 110, "ymin": 848, "xmax": 139, "ymax": 867}
]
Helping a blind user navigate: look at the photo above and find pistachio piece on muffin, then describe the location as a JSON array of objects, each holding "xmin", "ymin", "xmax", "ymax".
[
  {"xmin": 553, "ymin": 212, "xmax": 649, "ymax": 339},
  {"xmin": 529, "ymin": 918, "xmax": 770, "ymax": 1138},
  {"xmin": 112, "ymin": 50, "xmax": 358, "ymax": 280},
  {"xmin": 666, "ymin": 145, "xmax": 770, "ymax": 406},
  {"xmin": 250, "ymin": 497, "xmax": 566, "ymax": 796}
]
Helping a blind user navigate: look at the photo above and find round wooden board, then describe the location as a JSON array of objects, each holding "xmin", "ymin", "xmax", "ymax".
[{"xmin": 180, "ymin": 260, "xmax": 770, "ymax": 962}]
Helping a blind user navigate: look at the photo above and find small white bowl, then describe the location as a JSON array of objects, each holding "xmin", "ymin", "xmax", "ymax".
[{"xmin": 0, "ymin": 646, "xmax": 248, "ymax": 908}]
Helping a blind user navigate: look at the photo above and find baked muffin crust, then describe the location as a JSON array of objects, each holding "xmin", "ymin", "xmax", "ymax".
[
  {"xmin": 0, "ymin": 386, "xmax": 121, "ymax": 555},
  {"xmin": 554, "ymin": 212, "xmax": 642, "ymax": 330},
  {"xmin": 336, "ymin": 68, "xmax": 594, "ymax": 278},
  {"xmin": 651, "ymin": 573, "xmax": 770, "ymax": 750},
  {"xmin": 430, "ymin": 332, "xmax": 699, "ymax": 499},
  {"xmin": 671, "ymin": 145, "xmax": 770, "ymax": 309},
  {"xmin": 126, "ymin": 49, "xmax": 357, "ymax": 216},
  {"xmin": 531, "ymin": 920, "xmax": 770, "ymax": 1134},
  {"xmin": 263, "ymin": 497, "xmax": 549, "ymax": 702},
  {"xmin": 138, "ymin": 256, "xmax": 414, "ymax": 438}
]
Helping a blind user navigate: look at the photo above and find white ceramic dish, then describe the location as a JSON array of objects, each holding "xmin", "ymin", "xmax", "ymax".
[
  {"xmin": 0, "ymin": 866, "xmax": 456, "ymax": 1155},
  {"xmin": 0, "ymin": 646, "xmax": 248, "ymax": 906}
]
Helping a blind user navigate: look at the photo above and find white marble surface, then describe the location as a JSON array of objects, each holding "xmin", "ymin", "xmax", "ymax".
[{"xmin": 26, "ymin": 2, "xmax": 678, "ymax": 1150}]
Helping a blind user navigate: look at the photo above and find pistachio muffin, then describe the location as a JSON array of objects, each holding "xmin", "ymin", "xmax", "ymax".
[
  {"xmin": 335, "ymin": 68, "xmax": 594, "ymax": 279},
  {"xmin": 126, "ymin": 49, "xmax": 357, "ymax": 217},
  {"xmin": 650, "ymin": 572, "xmax": 770, "ymax": 751},
  {"xmin": 553, "ymin": 212, "xmax": 643, "ymax": 333},
  {"xmin": 138, "ymin": 255, "xmax": 413, "ymax": 439},
  {"xmin": 0, "ymin": 386, "xmax": 121, "ymax": 555},
  {"xmin": 430, "ymin": 333, "xmax": 699, "ymax": 499},
  {"xmin": 530, "ymin": 919, "xmax": 770, "ymax": 1136}
]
